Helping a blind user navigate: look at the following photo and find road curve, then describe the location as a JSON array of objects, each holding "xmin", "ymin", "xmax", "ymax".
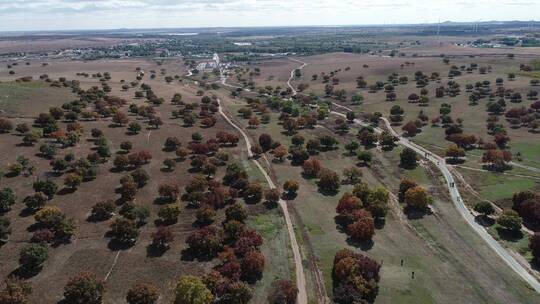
[{"xmin": 217, "ymin": 99, "xmax": 308, "ymax": 304}]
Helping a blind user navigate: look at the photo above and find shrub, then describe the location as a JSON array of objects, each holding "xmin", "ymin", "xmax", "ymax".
[
  {"xmin": 151, "ymin": 226, "xmax": 174, "ymax": 251},
  {"xmin": 269, "ymin": 280, "xmax": 297, "ymax": 304},
  {"xmin": 91, "ymin": 200, "xmax": 115, "ymax": 221},
  {"xmin": 332, "ymin": 249, "xmax": 380, "ymax": 303},
  {"xmin": 0, "ymin": 278, "xmax": 32, "ymax": 304},
  {"xmin": 318, "ymin": 169, "xmax": 340, "ymax": 193},
  {"xmin": 497, "ymin": 209, "xmax": 522, "ymax": 231},
  {"xmin": 110, "ymin": 218, "xmax": 138, "ymax": 244},
  {"xmin": 346, "ymin": 211, "xmax": 375, "ymax": 241},
  {"xmin": 174, "ymin": 276, "xmax": 213, "ymax": 304},
  {"xmin": 33, "ymin": 180, "xmax": 58, "ymax": 199},
  {"xmin": 19, "ymin": 244, "xmax": 48, "ymax": 273},
  {"xmin": 157, "ymin": 205, "xmax": 181, "ymax": 225},
  {"xmin": 186, "ymin": 226, "xmax": 224, "ymax": 257},
  {"xmin": 283, "ymin": 180, "xmax": 299, "ymax": 196},
  {"xmin": 0, "ymin": 217, "xmax": 10, "ymax": 243},
  {"xmin": 126, "ymin": 282, "xmax": 159, "ymax": 304},
  {"xmin": 23, "ymin": 192, "xmax": 48, "ymax": 210},
  {"xmin": 0, "ymin": 188, "xmax": 16, "ymax": 212},
  {"xmin": 404, "ymin": 186, "xmax": 433, "ymax": 210},
  {"xmin": 63, "ymin": 272, "xmax": 104, "ymax": 304},
  {"xmin": 225, "ymin": 204, "xmax": 247, "ymax": 223}
]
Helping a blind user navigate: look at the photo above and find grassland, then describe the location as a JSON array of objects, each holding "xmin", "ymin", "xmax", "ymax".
[
  {"xmin": 217, "ymin": 91, "xmax": 540, "ymax": 303},
  {"xmin": 0, "ymin": 58, "xmax": 296, "ymax": 303},
  {"xmin": 0, "ymin": 81, "xmax": 75, "ymax": 116}
]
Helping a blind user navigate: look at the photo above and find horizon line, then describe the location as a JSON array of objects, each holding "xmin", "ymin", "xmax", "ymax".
[{"xmin": 1, "ymin": 19, "xmax": 538, "ymax": 35}]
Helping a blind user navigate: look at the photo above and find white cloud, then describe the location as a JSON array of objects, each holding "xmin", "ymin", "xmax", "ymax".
[{"xmin": 0, "ymin": 0, "xmax": 538, "ymax": 31}]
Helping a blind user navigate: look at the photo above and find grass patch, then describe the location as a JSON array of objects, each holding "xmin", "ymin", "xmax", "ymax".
[
  {"xmin": 480, "ymin": 173, "xmax": 537, "ymax": 202},
  {"xmin": 0, "ymin": 81, "xmax": 75, "ymax": 116},
  {"xmin": 247, "ymin": 210, "xmax": 293, "ymax": 303},
  {"xmin": 510, "ymin": 142, "xmax": 540, "ymax": 167}
]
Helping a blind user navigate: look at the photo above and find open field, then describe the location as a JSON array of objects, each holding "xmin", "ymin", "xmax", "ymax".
[
  {"xmin": 0, "ymin": 81, "xmax": 75, "ymax": 116},
  {"xmin": 0, "ymin": 58, "xmax": 295, "ymax": 303},
  {"xmin": 214, "ymin": 93, "xmax": 540, "ymax": 303},
  {"xmin": 275, "ymin": 48, "xmax": 540, "ymax": 189},
  {"xmin": 1, "ymin": 23, "xmax": 540, "ymax": 304}
]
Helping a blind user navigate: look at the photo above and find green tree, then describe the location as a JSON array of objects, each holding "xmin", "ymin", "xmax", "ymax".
[
  {"xmin": 473, "ymin": 201, "xmax": 495, "ymax": 219},
  {"xmin": 0, "ymin": 188, "xmax": 16, "ymax": 212},
  {"xmin": 63, "ymin": 272, "xmax": 104, "ymax": 304},
  {"xmin": 158, "ymin": 205, "xmax": 181, "ymax": 225},
  {"xmin": 318, "ymin": 169, "xmax": 341, "ymax": 193},
  {"xmin": 344, "ymin": 141, "xmax": 359, "ymax": 155},
  {"xmin": 126, "ymin": 282, "xmax": 159, "ymax": 304},
  {"xmin": 23, "ymin": 192, "xmax": 48, "ymax": 210},
  {"xmin": 0, "ymin": 217, "xmax": 11, "ymax": 244},
  {"xmin": 0, "ymin": 278, "xmax": 32, "ymax": 304},
  {"xmin": 357, "ymin": 151, "xmax": 372, "ymax": 166},
  {"xmin": 399, "ymin": 147, "xmax": 417, "ymax": 169},
  {"xmin": 174, "ymin": 276, "xmax": 213, "ymax": 304},
  {"xmin": 497, "ymin": 209, "xmax": 522, "ymax": 232},
  {"xmin": 404, "ymin": 186, "xmax": 433, "ymax": 210},
  {"xmin": 19, "ymin": 244, "xmax": 48, "ymax": 273}
]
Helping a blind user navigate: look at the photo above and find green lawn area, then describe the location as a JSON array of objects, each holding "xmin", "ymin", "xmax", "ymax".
[
  {"xmin": 510, "ymin": 142, "xmax": 540, "ymax": 168},
  {"xmin": 480, "ymin": 173, "xmax": 538, "ymax": 203},
  {"xmin": 247, "ymin": 209, "xmax": 294, "ymax": 303},
  {"xmin": 0, "ymin": 81, "xmax": 75, "ymax": 116}
]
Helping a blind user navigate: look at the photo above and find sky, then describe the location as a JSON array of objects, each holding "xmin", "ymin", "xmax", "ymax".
[{"xmin": 1, "ymin": 0, "xmax": 540, "ymax": 31}]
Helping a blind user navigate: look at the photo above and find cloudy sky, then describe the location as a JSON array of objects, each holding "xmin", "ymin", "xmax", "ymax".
[{"xmin": 0, "ymin": 0, "xmax": 539, "ymax": 31}]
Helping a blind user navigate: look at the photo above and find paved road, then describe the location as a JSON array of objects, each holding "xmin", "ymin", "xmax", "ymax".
[
  {"xmin": 287, "ymin": 58, "xmax": 540, "ymax": 293},
  {"xmin": 217, "ymin": 98, "xmax": 308, "ymax": 304}
]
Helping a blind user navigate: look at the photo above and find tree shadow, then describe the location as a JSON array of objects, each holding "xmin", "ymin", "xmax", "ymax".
[
  {"xmin": 346, "ymin": 237, "xmax": 374, "ymax": 251},
  {"xmin": 474, "ymin": 215, "xmax": 495, "ymax": 227},
  {"xmin": 107, "ymin": 237, "xmax": 136, "ymax": 251},
  {"xmin": 109, "ymin": 167, "xmax": 124, "ymax": 173},
  {"xmin": 242, "ymin": 272, "xmax": 263, "ymax": 284},
  {"xmin": 153, "ymin": 197, "xmax": 175, "ymax": 205},
  {"xmin": 180, "ymin": 248, "xmax": 215, "ymax": 262},
  {"xmin": 495, "ymin": 227, "xmax": 523, "ymax": 242},
  {"xmin": 264, "ymin": 200, "xmax": 278, "ymax": 209},
  {"xmin": 57, "ymin": 187, "xmax": 75, "ymax": 196},
  {"xmin": 399, "ymin": 163, "xmax": 417, "ymax": 170},
  {"xmin": 374, "ymin": 218, "xmax": 386, "ymax": 229},
  {"xmin": 445, "ymin": 158, "xmax": 465, "ymax": 165},
  {"xmin": 531, "ymin": 259, "xmax": 540, "ymax": 272},
  {"xmin": 3, "ymin": 171, "xmax": 19, "ymax": 178},
  {"xmin": 146, "ymin": 244, "xmax": 169, "ymax": 258},
  {"xmin": 10, "ymin": 266, "xmax": 42, "ymax": 280},
  {"xmin": 86, "ymin": 213, "xmax": 111, "ymax": 223},
  {"xmin": 282, "ymin": 192, "xmax": 297, "ymax": 200},
  {"xmin": 318, "ymin": 187, "xmax": 339, "ymax": 197},
  {"xmin": 403, "ymin": 206, "xmax": 431, "ymax": 219}
]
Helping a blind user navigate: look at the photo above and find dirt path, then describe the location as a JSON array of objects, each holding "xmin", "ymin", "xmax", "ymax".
[
  {"xmin": 286, "ymin": 58, "xmax": 307, "ymax": 96},
  {"xmin": 217, "ymin": 98, "xmax": 308, "ymax": 304}
]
